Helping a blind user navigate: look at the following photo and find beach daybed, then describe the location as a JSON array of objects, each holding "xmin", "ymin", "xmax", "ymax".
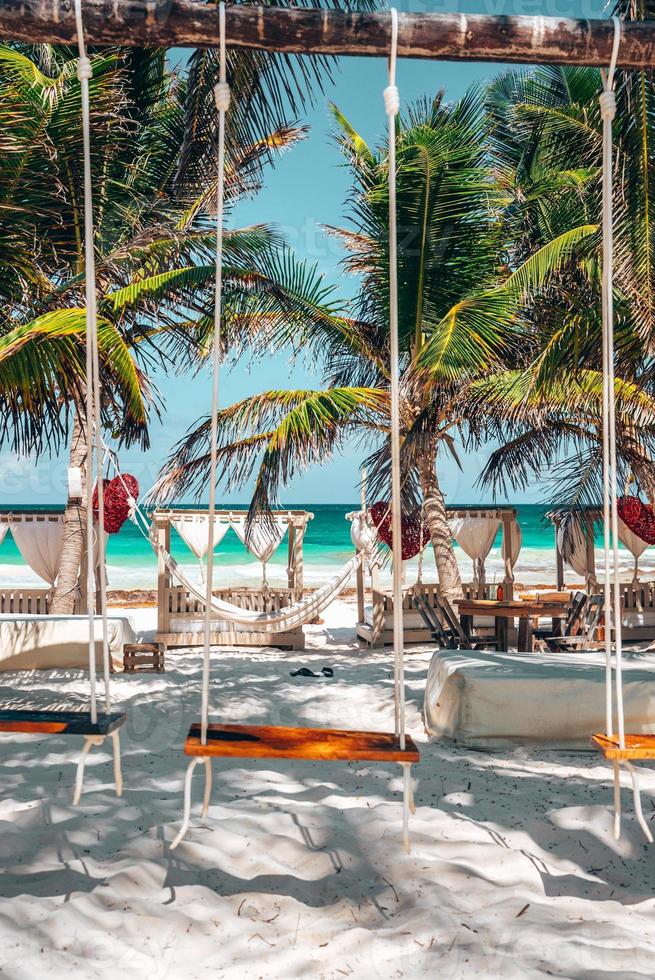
[
  {"xmin": 0, "ymin": 614, "xmax": 136, "ymax": 672},
  {"xmin": 154, "ymin": 509, "xmax": 312, "ymax": 650},
  {"xmin": 423, "ymin": 647, "xmax": 655, "ymax": 750}
]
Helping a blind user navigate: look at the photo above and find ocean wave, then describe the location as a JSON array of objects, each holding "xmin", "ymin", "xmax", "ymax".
[{"xmin": 0, "ymin": 541, "xmax": 653, "ymax": 591}]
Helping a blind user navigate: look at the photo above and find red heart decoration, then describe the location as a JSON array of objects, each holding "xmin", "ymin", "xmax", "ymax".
[
  {"xmin": 370, "ymin": 500, "xmax": 431, "ymax": 560},
  {"xmin": 617, "ymin": 495, "xmax": 655, "ymax": 545},
  {"xmin": 93, "ymin": 474, "xmax": 139, "ymax": 534}
]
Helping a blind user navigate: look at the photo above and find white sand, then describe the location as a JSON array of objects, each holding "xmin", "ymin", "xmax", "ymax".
[{"xmin": 0, "ymin": 599, "xmax": 655, "ymax": 978}]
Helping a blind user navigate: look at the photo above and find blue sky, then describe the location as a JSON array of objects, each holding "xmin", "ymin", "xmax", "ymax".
[{"xmin": 0, "ymin": 0, "xmax": 606, "ymax": 506}]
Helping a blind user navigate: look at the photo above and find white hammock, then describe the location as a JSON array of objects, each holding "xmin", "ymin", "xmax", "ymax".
[{"xmin": 158, "ymin": 542, "xmax": 359, "ymax": 632}]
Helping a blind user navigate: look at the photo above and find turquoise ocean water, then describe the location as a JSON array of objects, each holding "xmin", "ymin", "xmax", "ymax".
[{"xmin": 0, "ymin": 503, "xmax": 650, "ymax": 590}]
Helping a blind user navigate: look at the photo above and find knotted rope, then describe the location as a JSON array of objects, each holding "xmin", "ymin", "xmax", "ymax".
[
  {"xmin": 385, "ymin": 7, "xmax": 412, "ymax": 851},
  {"xmin": 74, "ymin": 0, "xmax": 111, "ymax": 720},
  {"xmin": 201, "ymin": 1, "xmax": 230, "ymax": 746},
  {"xmin": 599, "ymin": 15, "xmax": 624, "ymax": 747}
]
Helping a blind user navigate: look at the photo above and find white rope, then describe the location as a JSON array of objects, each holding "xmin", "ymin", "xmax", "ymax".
[
  {"xmin": 201, "ymin": 1, "xmax": 230, "ymax": 746},
  {"xmin": 599, "ymin": 15, "xmax": 624, "ymax": 747},
  {"xmin": 384, "ymin": 8, "xmax": 406, "ymax": 752},
  {"xmin": 74, "ymin": 0, "xmax": 111, "ymax": 721}
]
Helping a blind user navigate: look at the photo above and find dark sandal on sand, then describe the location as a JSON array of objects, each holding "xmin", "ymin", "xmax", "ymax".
[{"xmin": 290, "ymin": 666, "xmax": 335, "ymax": 678}]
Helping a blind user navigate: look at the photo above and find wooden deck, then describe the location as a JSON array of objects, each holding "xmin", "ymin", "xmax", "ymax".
[
  {"xmin": 184, "ymin": 722, "xmax": 420, "ymax": 763},
  {"xmin": 0, "ymin": 710, "xmax": 127, "ymax": 736}
]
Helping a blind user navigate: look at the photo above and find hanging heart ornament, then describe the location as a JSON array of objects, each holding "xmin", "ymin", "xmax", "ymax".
[
  {"xmin": 93, "ymin": 474, "xmax": 139, "ymax": 534},
  {"xmin": 617, "ymin": 495, "xmax": 655, "ymax": 545},
  {"xmin": 370, "ymin": 500, "xmax": 431, "ymax": 560}
]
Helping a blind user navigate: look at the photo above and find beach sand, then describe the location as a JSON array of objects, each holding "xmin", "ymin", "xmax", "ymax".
[{"xmin": 0, "ymin": 598, "xmax": 654, "ymax": 978}]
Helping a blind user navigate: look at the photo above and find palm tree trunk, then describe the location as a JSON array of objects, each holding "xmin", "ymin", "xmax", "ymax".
[
  {"xmin": 417, "ymin": 452, "xmax": 462, "ymax": 601},
  {"xmin": 50, "ymin": 406, "xmax": 88, "ymax": 614}
]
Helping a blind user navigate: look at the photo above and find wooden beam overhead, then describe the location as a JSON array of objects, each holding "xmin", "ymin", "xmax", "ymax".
[{"xmin": 1, "ymin": 3, "xmax": 655, "ymax": 68}]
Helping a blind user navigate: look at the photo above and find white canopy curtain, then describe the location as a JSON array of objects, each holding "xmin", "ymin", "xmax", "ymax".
[
  {"xmin": 229, "ymin": 513, "xmax": 288, "ymax": 589},
  {"xmin": 618, "ymin": 519, "xmax": 650, "ymax": 585},
  {"xmin": 8, "ymin": 515, "xmax": 64, "ymax": 585},
  {"xmin": 502, "ymin": 519, "xmax": 522, "ymax": 569},
  {"xmin": 450, "ymin": 516, "xmax": 500, "ymax": 586},
  {"xmin": 347, "ymin": 510, "xmax": 379, "ymax": 564},
  {"xmin": 557, "ymin": 520, "xmax": 588, "ymax": 580},
  {"xmin": 0, "ymin": 525, "xmax": 7, "ymax": 548},
  {"xmin": 172, "ymin": 514, "xmax": 230, "ymax": 580}
]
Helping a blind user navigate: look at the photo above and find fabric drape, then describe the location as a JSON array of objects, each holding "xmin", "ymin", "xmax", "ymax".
[
  {"xmin": 501, "ymin": 519, "xmax": 522, "ymax": 569},
  {"xmin": 229, "ymin": 514, "xmax": 288, "ymax": 563},
  {"xmin": 557, "ymin": 521, "xmax": 588, "ymax": 579},
  {"xmin": 172, "ymin": 515, "xmax": 230, "ymax": 560},
  {"xmin": 9, "ymin": 517, "xmax": 64, "ymax": 585},
  {"xmin": 450, "ymin": 516, "xmax": 500, "ymax": 584},
  {"xmin": 618, "ymin": 518, "xmax": 650, "ymax": 584},
  {"xmin": 347, "ymin": 510, "xmax": 379, "ymax": 563}
]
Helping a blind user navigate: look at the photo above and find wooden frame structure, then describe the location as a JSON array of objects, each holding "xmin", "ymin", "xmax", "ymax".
[
  {"xmin": 551, "ymin": 507, "xmax": 655, "ymax": 639},
  {"xmin": 0, "ymin": 511, "xmax": 90, "ymax": 614},
  {"xmin": 355, "ymin": 506, "xmax": 518, "ymax": 646},
  {"xmin": 153, "ymin": 508, "xmax": 312, "ymax": 650}
]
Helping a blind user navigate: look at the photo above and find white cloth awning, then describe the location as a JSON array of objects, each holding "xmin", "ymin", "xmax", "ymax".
[
  {"xmin": 172, "ymin": 514, "xmax": 230, "ymax": 560},
  {"xmin": 9, "ymin": 516, "xmax": 63, "ymax": 585},
  {"xmin": 450, "ymin": 516, "xmax": 500, "ymax": 583}
]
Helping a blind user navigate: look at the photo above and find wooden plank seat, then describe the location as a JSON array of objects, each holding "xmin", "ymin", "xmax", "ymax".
[
  {"xmin": 0, "ymin": 709, "xmax": 127, "ymax": 736},
  {"xmin": 591, "ymin": 733, "xmax": 655, "ymax": 843},
  {"xmin": 591, "ymin": 732, "xmax": 655, "ymax": 760},
  {"xmin": 184, "ymin": 722, "xmax": 420, "ymax": 763},
  {"xmin": 171, "ymin": 722, "xmax": 420, "ymax": 849}
]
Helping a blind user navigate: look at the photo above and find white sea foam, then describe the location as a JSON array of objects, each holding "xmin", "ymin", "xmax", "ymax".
[{"xmin": 1, "ymin": 544, "xmax": 653, "ymax": 590}]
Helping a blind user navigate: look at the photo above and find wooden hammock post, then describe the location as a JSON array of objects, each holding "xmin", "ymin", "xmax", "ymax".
[
  {"xmin": 585, "ymin": 512, "xmax": 597, "ymax": 591},
  {"xmin": 156, "ymin": 513, "xmax": 171, "ymax": 637},
  {"xmin": 287, "ymin": 516, "xmax": 307, "ymax": 595}
]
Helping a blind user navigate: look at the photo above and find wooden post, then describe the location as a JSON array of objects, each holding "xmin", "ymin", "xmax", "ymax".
[
  {"xmin": 4, "ymin": 5, "xmax": 655, "ymax": 68},
  {"xmin": 287, "ymin": 521, "xmax": 296, "ymax": 592},
  {"xmin": 585, "ymin": 512, "xmax": 597, "ymax": 592},
  {"xmin": 156, "ymin": 514, "xmax": 171, "ymax": 636},
  {"xmin": 355, "ymin": 550, "xmax": 365, "ymax": 627},
  {"xmin": 291, "ymin": 519, "xmax": 306, "ymax": 596},
  {"xmin": 556, "ymin": 525, "xmax": 565, "ymax": 591}
]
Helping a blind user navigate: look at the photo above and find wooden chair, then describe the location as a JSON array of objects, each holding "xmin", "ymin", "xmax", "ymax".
[
  {"xmin": 544, "ymin": 594, "xmax": 604, "ymax": 651},
  {"xmin": 534, "ymin": 590, "xmax": 587, "ymax": 643},
  {"xmin": 414, "ymin": 591, "xmax": 498, "ymax": 650}
]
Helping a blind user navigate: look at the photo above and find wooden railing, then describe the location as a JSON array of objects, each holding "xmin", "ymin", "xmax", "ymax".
[{"xmin": 0, "ymin": 589, "xmax": 51, "ymax": 615}]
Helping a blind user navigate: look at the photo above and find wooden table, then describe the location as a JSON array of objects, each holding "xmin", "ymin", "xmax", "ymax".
[{"xmin": 458, "ymin": 599, "xmax": 570, "ymax": 652}]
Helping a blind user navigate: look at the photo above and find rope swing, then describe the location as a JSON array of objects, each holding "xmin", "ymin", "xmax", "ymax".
[
  {"xmin": 384, "ymin": 7, "xmax": 412, "ymax": 849},
  {"xmin": 170, "ymin": 5, "xmax": 418, "ymax": 853},
  {"xmin": 592, "ymin": 16, "xmax": 654, "ymax": 844},
  {"xmin": 0, "ymin": 0, "xmax": 128, "ymax": 804},
  {"xmin": 72, "ymin": 0, "xmax": 124, "ymax": 800}
]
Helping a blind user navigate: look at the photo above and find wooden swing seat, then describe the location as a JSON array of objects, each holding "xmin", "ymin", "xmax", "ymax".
[
  {"xmin": 0, "ymin": 709, "xmax": 127, "ymax": 736},
  {"xmin": 591, "ymin": 732, "xmax": 655, "ymax": 761},
  {"xmin": 184, "ymin": 722, "xmax": 419, "ymax": 763}
]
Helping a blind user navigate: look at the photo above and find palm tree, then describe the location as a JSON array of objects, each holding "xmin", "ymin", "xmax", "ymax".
[
  {"xmin": 472, "ymin": 18, "xmax": 655, "ymax": 510},
  {"xmin": 0, "ymin": 43, "xmax": 346, "ymax": 611},
  {"xmin": 155, "ymin": 91, "xmax": 594, "ymax": 599}
]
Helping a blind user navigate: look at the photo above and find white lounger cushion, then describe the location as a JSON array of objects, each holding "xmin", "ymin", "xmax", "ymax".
[
  {"xmin": 169, "ymin": 616, "xmax": 266, "ymax": 634},
  {"xmin": 0, "ymin": 615, "xmax": 136, "ymax": 672},
  {"xmin": 424, "ymin": 648, "xmax": 655, "ymax": 750}
]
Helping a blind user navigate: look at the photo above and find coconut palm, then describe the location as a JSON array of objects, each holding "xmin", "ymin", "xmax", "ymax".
[
  {"xmin": 155, "ymin": 90, "xmax": 596, "ymax": 599},
  {"xmin": 0, "ymin": 43, "xmax": 346, "ymax": 611},
  {"xmin": 471, "ymin": 15, "xmax": 655, "ymax": 511}
]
